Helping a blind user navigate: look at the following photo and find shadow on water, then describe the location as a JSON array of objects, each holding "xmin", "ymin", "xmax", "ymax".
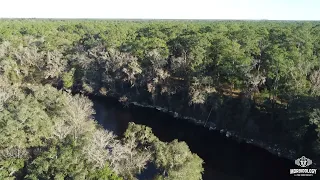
[{"xmin": 91, "ymin": 96, "xmax": 319, "ymax": 180}]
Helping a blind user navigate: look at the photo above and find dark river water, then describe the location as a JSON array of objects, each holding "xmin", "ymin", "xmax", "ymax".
[{"xmin": 92, "ymin": 96, "xmax": 318, "ymax": 180}]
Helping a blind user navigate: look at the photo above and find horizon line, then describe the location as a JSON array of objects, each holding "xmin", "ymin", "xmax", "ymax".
[{"xmin": 0, "ymin": 18, "xmax": 319, "ymax": 21}]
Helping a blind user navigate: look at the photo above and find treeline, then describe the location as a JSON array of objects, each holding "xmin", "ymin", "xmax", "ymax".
[
  {"xmin": 0, "ymin": 19, "xmax": 320, "ymax": 164},
  {"xmin": 0, "ymin": 82, "xmax": 203, "ymax": 179}
]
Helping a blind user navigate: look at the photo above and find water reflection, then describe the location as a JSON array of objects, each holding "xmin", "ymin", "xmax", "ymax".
[{"xmin": 92, "ymin": 96, "xmax": 312, "ymax": 180}]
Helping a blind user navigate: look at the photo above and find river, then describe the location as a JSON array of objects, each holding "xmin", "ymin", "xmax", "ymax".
[{"xmin": 91, "ymin": 96, "xmax": 315, "ymax": 180}]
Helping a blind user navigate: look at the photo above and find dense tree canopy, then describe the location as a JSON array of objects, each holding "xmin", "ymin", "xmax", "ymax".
[
  {"xmin": 1, "ymin": 19, "xmax": 320, "ymax": 177},
  {"xmin": 0, "ymin": 82, "xmax": 203, "ymax": 179}
]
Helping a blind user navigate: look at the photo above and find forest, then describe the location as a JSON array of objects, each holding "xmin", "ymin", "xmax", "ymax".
[{"xmin": 0, "ymin": 19, "xmax": 320, "ymax": 179}]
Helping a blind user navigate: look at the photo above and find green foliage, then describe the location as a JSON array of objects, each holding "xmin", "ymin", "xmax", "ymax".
[
  {"xmin": 62, "ymin": 68, "xmax": 75, "ymax": 89},
  {"xmin": 0, "ymin": 94, "xmax": 52, "ymax": 148},
  {"xmin": 127, "ymin": 36, "xmax": 169, "ymax": 61},
  {"xmin": 124, "ymin": 122, "xmax": 159, "ymax": 144},
  {"xmin": 0, "ymin": 58, "xmax": 22, "ymax": 84},
  {"xmin": 24, "ymin": 142, "xmax": 123, "ymax": 180},
  {"xmin": 1, "ymin": 19, "xmax": 320, "ymax": 176},
  {"xmin": 88, "ymin": 163, "xmax": 123, "ymax": 180},
  {"xmin": 25, "ymin": 144, "xmax": 88, "ymax": 180},
  {"xmin": 0, "ymin": 84, "xmax": 122, "ymax": 179},
  {"xmin": 124, "ymin": 123, "xmax": 204, "ymax": 180},
  {"xmin": 310, "ymin": 109, "xmax": 320, "ymax": 134},
  {"xmin": 153, "ymin": 140, "xmax": 204, "ymax": 180},
  {"xmin": 0, "ymin": 158, "xmax": 24, "ymax": 180},
  {"xmin": 0, "ymin": 81, "xmax": 203, "ymax": 179}
]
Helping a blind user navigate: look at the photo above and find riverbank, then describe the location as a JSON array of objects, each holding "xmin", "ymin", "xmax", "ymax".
[
  {"xmin": 88, "ymin": 92, "xmax": 297, "ymax": 160},
  {"xmin": 90, "ymin": 95, "xmax": 306, "ymax": 180}
]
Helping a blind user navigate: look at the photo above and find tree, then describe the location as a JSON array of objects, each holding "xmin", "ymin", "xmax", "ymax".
[
  {"xmin": 88, "ymin": 163, "xmax": 123, "ymax": 180},
  {"xmin": 310, "ymin": 69, "xmax": 320, "ymax": 96},
  {"xmin": 25, "ymin": 142, "xmax": 122, "ymax": 180},
  {"xmin": 107, "ymin": 123, "xmax": 154, "ymax": 180},
  {"xmin": 310, "ymin": 109, "xmax": 320, "ymax": 136},
  {"xmin": 82, "ymin": 129, "xmax": 117, "ymax": 168},
  {"xmin": 153, "ymin": 140, "xmax": 204, "ymax": 180},
  {"xmin": 123, "ymin": 123, "xmax": 204, "ymax": 180},
  {"xmin": 62, "ymin": 68, "xmax": 75, "ymax": 89},
  {"xmin": 308, "ymin": 109, "xmax": 320, "ymax": 158},
  {"xmin": 0, "ymin": 93, "xmax": 53, "ymax": 149},
  {"xmin": 0, "ymin": 158, "xmax": 24, "ymax": 180}
]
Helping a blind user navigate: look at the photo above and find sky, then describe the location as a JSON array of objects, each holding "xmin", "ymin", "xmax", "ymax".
[{"xmin": 0, "ymin": 0, "xmax": 319, "ymax": 20}]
